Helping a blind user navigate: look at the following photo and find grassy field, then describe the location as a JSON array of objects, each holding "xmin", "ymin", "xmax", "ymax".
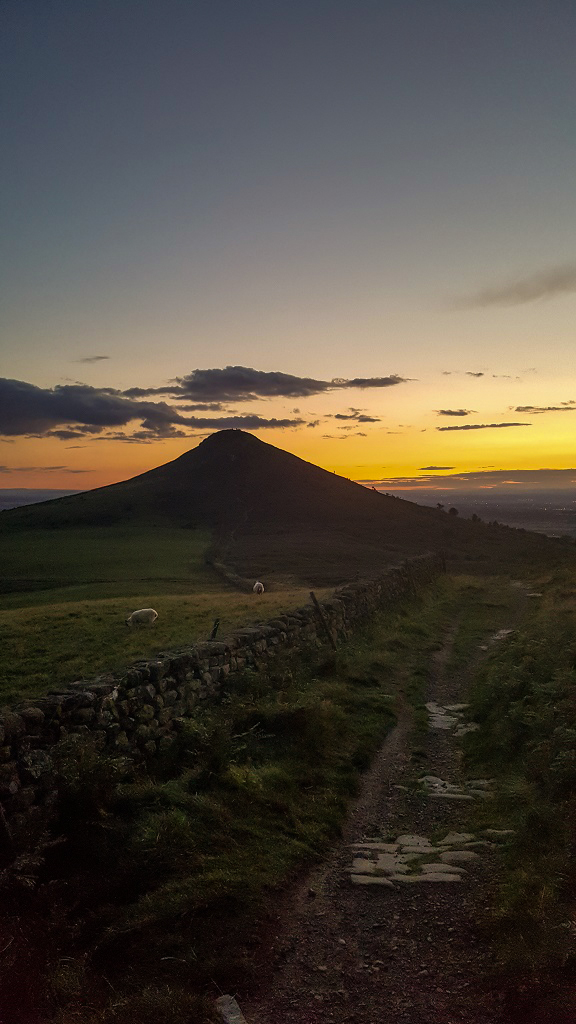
[
  {"xmin": 0, "ymin": 526, "xmax": 217, "ymax": 606},
  {"xmin": 0, "ymin": 524, "xmax": 333, "ymax": 704},
  {"xmin": 0, "ymin": 587, "xmax": 333, "ymax": 705}
]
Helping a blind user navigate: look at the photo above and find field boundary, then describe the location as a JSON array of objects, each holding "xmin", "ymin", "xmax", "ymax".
[{"xmin": 0, "ymin": 552, "xmax": 442, "ymax": 864}]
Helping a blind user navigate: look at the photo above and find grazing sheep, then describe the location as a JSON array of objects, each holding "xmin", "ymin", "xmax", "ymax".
[
  {"xmin": 125, "ymin": 608, "xmax": 158, "ymax": 626},
  {"xmin": 252, "ymin": 581, "xmax": 265, "ymax": 595}
]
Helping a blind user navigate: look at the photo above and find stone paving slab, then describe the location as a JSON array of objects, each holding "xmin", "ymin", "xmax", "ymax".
[
  {"xmin": 425, "ymin": 699, "xmax": 484, "ymax": 740},
  {"xmin": 455, "ymin": 723, "xmax": 480, "ymax": 736},
  {"xmin": 418, "ymin": 773, "xmax": 494, "ymax": 802},
  {"xmin": 440, "ymin": 850, "xmax": 481, "ymax": 865},
  {"xmin": 421, "ymin": 862, "xmax": 467, "ymax": 873},
  {"xmin": 346, "ymin": 824, "xmax": 507, "ymax": 888},
  {"xmin": 439, "ymin": 832, "xmax": 475, "ymax": 845},
  {"xmin": 215, "ymin": 995, "xmax": 248, "ymax": 1024}
]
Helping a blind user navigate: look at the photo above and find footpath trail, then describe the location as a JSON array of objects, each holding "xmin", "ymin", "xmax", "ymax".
[{"xmin": 241, "ymin": 592, "xmax": 527, "ymax": 1024}]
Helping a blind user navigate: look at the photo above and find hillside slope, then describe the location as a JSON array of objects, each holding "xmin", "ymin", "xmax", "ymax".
[{"xmin": 0, "ymin": 430, "xmax": 565, "ymax": 583}]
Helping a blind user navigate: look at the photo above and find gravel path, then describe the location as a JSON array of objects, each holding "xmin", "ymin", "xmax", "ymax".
[{"xmin": 239, "ymin": 620, "xmax": 514, "ymax": 1024}]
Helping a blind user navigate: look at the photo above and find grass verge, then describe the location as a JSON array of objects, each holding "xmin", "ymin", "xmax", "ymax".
[{"xmin": 462, "ymin": 567, "xmax": 576, "ymax": 996}]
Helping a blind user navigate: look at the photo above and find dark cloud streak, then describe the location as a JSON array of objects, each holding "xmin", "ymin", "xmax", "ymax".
[
  {"xmin": 456, "ymin": 264, "xmax": 576, "ymax": 308},
  {"xmin": 515, "ymin": 404, "xmax": 576, "ymax": 414},
  {"xmin": 436, "ymin": 409, "xmax": 475, "ymax": 417},
  {"xmin": 437, "ymin": 422, "xmax": 531, "ymax": 431},
  {"xmin": 125, "ymin": 366, "xmax": 409, "ymax": 403},
  {"xmin": 74, "ymin": 355, "xmax": 110, "ymax": 363}
]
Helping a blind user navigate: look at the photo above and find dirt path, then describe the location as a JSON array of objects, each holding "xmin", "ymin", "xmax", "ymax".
[{"xmin": 239, "ymin": 609, "xmax": 518, "ymax": 1024}]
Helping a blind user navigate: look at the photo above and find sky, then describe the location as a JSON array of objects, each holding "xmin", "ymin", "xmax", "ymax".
[{"xmin": 2, "ymin": 0, "xmax": 575, "ymax": 495}]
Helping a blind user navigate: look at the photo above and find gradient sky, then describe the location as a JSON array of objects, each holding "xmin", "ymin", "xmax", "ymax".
[{"xmin": 2, "ymin": 0, "xmax": 575, "ymax": 493}]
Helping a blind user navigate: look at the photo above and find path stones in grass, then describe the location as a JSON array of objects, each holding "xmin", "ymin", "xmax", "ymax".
[
  {"xmin": 395, "ymin": 834, "xmax": 434, "ymax": 847},
  {"xmin": 351, "ymin": 857, "xmax": 376, "ymax": 874},
  {"xmin": 348, "ymin": 826, "xmax": 507, "ymax": 886},
  {"xmin": 425, "ymin": 702, "xmax": 458, "ymax": 729},
  {"xmin": 215, "ymin": 995, "xmax": 248, "ymax": 1024},
  {"xmin": 440, "ymin": 850, "xmax": 481, "ymax": 866},
  {"xmin": 439, "ymin": 832, "xmax": 475, "ymax": 845},
  {"xmin": 455, "ymin": 722, "xmax": 480, "ymax": 737},
  {"xmin": 425, "ymin": 700, "xmax": 480, "ymax": 738},
  {"xmin": 348, "ymin": 832, "xmax": 475, "ymax": 886},
  {"xmin": 417, "ymin": 775, "xmax": 492, "ymax": 801}
]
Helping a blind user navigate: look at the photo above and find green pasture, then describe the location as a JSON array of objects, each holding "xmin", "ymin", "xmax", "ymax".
[
  {"xmin": 0, "ymin": 524, "xmax": 332, "ymax": 703},
  {"xmin": 0, "ymin": 527, "xmax": 217, "ymax": 607},
  {"xmin": 0, "ymin": 587, "xmax": 331, "ymax": 705}
]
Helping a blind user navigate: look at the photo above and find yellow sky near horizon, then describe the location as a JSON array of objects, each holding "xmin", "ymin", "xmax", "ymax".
[
  {"xmin": 5, "ymin": 367, "xmax": 575, "ymax": 492},
  {"xmin": 2, "ymin": 5, "xmax": 576, "ymax": 493}
]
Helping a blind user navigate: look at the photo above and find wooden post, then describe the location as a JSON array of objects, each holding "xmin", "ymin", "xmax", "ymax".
[
  {"xmin": 210, "ymin": 618, "xmax": 220, "ymax": 640},
  {"xmin": 310, "ymin": 591, "xmax": 337, "ymax": 650}
]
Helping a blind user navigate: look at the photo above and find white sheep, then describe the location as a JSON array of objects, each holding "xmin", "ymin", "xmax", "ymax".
[
  {"xmin": 125, "ymin": 608, "xmax": 158, "ymax": 626},
  {"xmin": 252, "ymin": 581, "xmax": 265, "ymax": 595}
]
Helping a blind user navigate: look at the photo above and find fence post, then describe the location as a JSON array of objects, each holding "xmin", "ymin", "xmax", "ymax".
[{"xmin": 310, "ymin": 592, "xmax": 337, "ymax": 650}]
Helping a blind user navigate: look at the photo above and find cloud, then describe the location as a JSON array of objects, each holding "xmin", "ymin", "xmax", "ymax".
[
  {"xmin": 465, "ymin": 372, "xmax": 484, "ymax": 378},
  {"xmin": 174, "ymin": 403, "xmax": 228, "ymax": 412},
  {"xmin": 45, "ymin": 427, "xmax": 105, "ymax": 440},
  {"xmin": 0, "ymin": 465, "xmax": 91, "ymax": 474},
  {"xmin": 436, "ymin": 409, "xmax": 475, "ymax": 417},
  {"xmin": 332, "ymin": 408, "xmax": 381, "ymax": 423},
  {"xmin": 74, "ymin": 355, "xmax": 110, "ymax": 363},
  {"xmin": 515, "ymin": 404, "xmax": 576, "ymax": 414},
  {"xmin": 0, "ymin": 378, "xmax": 305, "ymax": 439},
  {"xmin": 306, "ymin": 419, "xmax": 320, "ymax": 428},
  {"xmin": 437, "ymin": 422, "xmax": 531, "ymax": 431},
  {"xmin": 357, "ymin": 468, "xmax": 576, "ymax": 492},
  {"xmin": 124, "ymin": 366, "xmax": 410, "ymax": 402},
  {"xmin": 456, "ymin": 264, "xmax": 576, "ymax": 308},
  {"xmin": 419, "ymin": 466, "xmax": 456, "ymax": 471}
]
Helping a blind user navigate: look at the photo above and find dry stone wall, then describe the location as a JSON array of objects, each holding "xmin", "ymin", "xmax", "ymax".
[{"xmin": 0, "ymin": 553, "xmax": 442, "ymax": 854}]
